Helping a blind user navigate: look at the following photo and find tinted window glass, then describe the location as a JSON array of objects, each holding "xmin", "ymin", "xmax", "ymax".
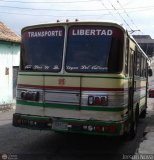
[
  {"xmin": 65, "ymin": 25, "xmax": 124, "ymax": 73},
  {"xmin": 21, "ymin": 27, "xmax": 64, "ymax": 72}
]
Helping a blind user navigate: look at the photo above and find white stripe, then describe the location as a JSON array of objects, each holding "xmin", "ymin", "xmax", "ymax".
[{"xmin": 16, "ymin": 105, "xmax": 127, "ymax": 121}]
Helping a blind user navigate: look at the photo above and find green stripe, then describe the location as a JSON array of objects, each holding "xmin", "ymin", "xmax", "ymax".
[
  {"xmin": 17, "ymin": 100, "xmax": 124, "ymax": 112},
  {"xmin": 80, "ymin": 106, "xmax": 124, "ymax": 112},
  {"xmin": 55, "ymin": 117, "xmax": 123, "ymax": 125},
  {"xmin": 18, "ymin": 73, "xmax": 128, "ymax": 80},
  {"xmin": 17, "ymin": 100, "xmax": 43, "ymax": 107},
  {"xmin": 19, "ymin": 114, "xmax": 49, "ymax": 121}
]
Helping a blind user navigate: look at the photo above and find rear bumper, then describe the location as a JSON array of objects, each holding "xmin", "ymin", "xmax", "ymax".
[{"xmin": 13, "ymin": 113, "xmax": 126, "ymax": 136}]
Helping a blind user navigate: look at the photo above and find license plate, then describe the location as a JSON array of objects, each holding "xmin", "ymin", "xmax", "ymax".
[{"xmin": 52, "ymin": 120, "xmax": 68, "ymax": 130}]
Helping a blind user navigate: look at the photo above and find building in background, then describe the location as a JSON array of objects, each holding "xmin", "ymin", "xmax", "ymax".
[
  {"xmin": 0, "ymin": 22, "xmax": 20, "ymax": 107},
  {"xmin": 133, "ymin": 35, "xmax": 154, "ymax": 57}
]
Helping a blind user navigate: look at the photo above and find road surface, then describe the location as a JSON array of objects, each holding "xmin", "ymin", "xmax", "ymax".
[{"xmin": 0, "ymin": 98, "xmax": 154, "ymax": 160}]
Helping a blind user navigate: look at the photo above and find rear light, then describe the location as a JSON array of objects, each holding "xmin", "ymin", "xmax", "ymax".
[
  {"xmin": 87, "ymin": 125, "xmax": 93, "ymax": 131},
  {"xmin": 21, "ymin": 91, "xmax": 26, "ymax": 99},
  {"xmin": 13, "ymin": 114, "xmax": 52, "ymax": 129},
  {"xmin": 88, "ymin": 96, "xmax": 94, "ymax": 105},
  {"xmin": 21, "ymin": 91, "xmax": 39, "ymax": 101},
  {"xmin": 95, "ymin": 97, "xmax": 101, "ymax": 105},
  {"xmin": 82, "ymin": 125, "xmax": 116, "ymax": 133},
  {"xmin": 95, "ymin": 126, "xmax": 102, "ymax": 132},
  {"xmin": 101, "ymin": 96, "xmax": 108, "ymax": 105},
  {"xmin": 88, "ymin": 95, "xmax": 108, "ymax": 106}
]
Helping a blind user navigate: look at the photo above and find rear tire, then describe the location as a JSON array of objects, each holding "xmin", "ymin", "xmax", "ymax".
[
  {"xmin": 123, "ymin": 108, "xmax": 139, "ymax": 140},
  {"xmin": 124, "ymin": 120, "xmax": 137, "ymax": 140},
  {"xmin": 140, "ymin": 108, "xmax": 147, "ymax": 119}
]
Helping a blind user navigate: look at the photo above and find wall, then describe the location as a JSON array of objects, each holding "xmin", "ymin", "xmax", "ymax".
[{"xmin": 0, "ymin": 41, "xmax": 20, "ymax": 105}]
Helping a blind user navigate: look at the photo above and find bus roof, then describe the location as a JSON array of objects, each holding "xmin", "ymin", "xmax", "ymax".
[
  {"xmin": 21, "ymin": 21, "xmax": 126, "ymax": 33},
  {"xmin": 21, "ymin": 20, "xmax": 150, "ymax": 63}
]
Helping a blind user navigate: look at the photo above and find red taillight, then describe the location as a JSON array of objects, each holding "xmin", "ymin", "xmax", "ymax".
[
  {"xmin": 21, "ymin": 91, "xmax": 39, "ymax": 101},
  {"xmin": 104, "ymin": 126, "xmax": 116, "ymax": 133},
  {"xmin": 25, "ymin": 92, "xmax": 31, "ymax": 100},
  {"xmin": 88, "ymin": 96, "xmax": 108, "ymax": 106},
  {"xmin": 95, "ymin": 126, "xmax": 102, "ymax": 132},
  {"xmin": 17, "ymin": 119, "xmax": 21, "ymax": 124},
  {"xmin": 94, "ymin": 97, "xmax": 101, "ymax": 105},
  {"xmin": 101, "ymin": 96, "xmax": 108, "ymax": 106},
  {"xmin": 82, "ymin": 125, "xmax": 116, "ymax": 133},
  {"xmin": 21, "ymin": 91, "xmax": 26, "ymax": 100}
]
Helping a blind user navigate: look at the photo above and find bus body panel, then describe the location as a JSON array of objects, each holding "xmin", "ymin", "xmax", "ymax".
[{"xmin": 13, "ymin": 21, "xmax": 149, "ymax": 137}]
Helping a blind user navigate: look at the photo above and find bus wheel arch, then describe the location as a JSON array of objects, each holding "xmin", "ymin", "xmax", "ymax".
[
  {"xmin": 124, "ymin": 104, "xmax": 139, "ymax": 140},
  {"xmin": 130, "ymin": 104, "xmax": 139, "ymax": 138},
  {"xmin": 140, "ymin": 104, "xmax": 147, "ymax": 119},
  {"xmin": 135, "ymin": 104, "xmax": 139, "ymax": 123}
]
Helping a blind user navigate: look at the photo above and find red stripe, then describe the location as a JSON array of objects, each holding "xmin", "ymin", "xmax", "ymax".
[
  {"xmin": 82, "ymin": 87, "xmax": 124, "ymax": 91},
  {"xmin": 17, "ymin": 84, "xmax": 125, "ymax": 91},
  {"xmin": 18, "ymin": 84, "xmax": 44, "ymax": 89}
]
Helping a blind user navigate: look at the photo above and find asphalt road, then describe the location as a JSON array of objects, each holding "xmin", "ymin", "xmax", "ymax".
[{"xmin": 0, "ymin": 98, "xmax": 154, "ymax": 160}]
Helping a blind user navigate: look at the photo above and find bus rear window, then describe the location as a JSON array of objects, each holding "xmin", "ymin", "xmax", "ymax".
[
  {"xmin": 65, "ymin": 25, "xmax": 124, "ymax": 73},
  {"xmin": 21, "ymin": 27, "xmax": 64, "ymax": 72}
]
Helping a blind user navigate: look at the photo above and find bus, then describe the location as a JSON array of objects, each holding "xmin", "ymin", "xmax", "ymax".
[{"xmin": 13, "ymin": 21, "xmax": 152, "ymax": 139}]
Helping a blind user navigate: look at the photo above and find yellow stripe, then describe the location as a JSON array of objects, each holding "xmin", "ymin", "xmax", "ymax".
[
  {"xmin": 18, "ymin": 75, "xmax": 43, "ymax": 86},
  {"xmin": 18, "ymin": 75, "xmax": 129, "ymax": 89},
  {"xmin": 82, "ymin": 78, "xmax": 128, "ymax": 88}
]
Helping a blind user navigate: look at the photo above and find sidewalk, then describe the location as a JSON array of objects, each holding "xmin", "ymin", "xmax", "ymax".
[
  {"xmin": 137, "ymin": 116, "xmax": 154, "ymax": 154},
  {"xmin": 137, "ymin": 99, "xmax": 154, "ymax": 154}
]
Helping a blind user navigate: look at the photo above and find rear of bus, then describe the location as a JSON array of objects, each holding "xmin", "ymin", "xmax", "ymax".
[{"xmin": 13, "ymin": 22, "xmax": 128, "ymax": 136}]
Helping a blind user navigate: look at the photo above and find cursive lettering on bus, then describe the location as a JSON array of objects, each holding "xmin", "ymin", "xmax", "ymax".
[
  {"xmin": 28, "ymin": 30, "xmax": 63, "ymax": 38},
  {"xmin": 53, "ymin": 65, "xmax": 60, "ymax": 70},
  {"xmin": 80, "ymin": 65, "xmax": 91, "ymax": 70},
  {"xmin": 66, "ymin": 66, "xmax": 79, "ymax": 70},
  {"xmin": 72, "ymin": 29, "xmax": 113, "ymax": 36},
  {"xmin": 91, "ymin": 65, "xmax": 108, "ymax": 70}
]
